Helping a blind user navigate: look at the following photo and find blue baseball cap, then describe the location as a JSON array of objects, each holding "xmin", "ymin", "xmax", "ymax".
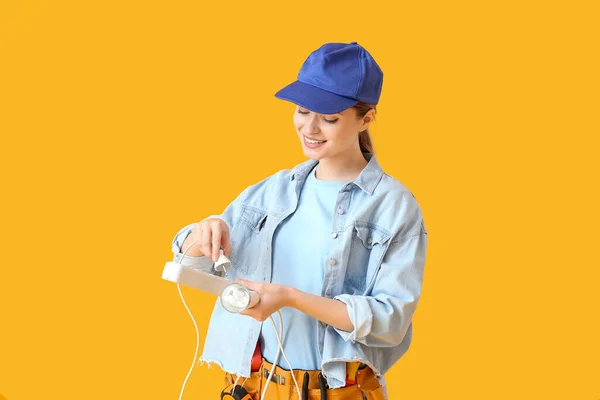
[{"xmin": 274, "ymin": 41, "xmax": 383, "ymax": 114}]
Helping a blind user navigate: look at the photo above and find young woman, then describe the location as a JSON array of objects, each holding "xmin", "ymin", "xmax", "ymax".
[{"xmin": 171, "ymin": 42, "xmax": 428, "ymax": 400}]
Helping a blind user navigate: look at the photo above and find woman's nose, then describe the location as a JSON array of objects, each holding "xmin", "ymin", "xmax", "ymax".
[{"xmin": 301, "ymin": 116, "xmax": 320, "ymax": 135}]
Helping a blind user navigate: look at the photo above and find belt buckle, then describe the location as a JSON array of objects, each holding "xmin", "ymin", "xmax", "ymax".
[{"xmin": 263, "ymin": 368, "xmax": 286, "ymax": 385}]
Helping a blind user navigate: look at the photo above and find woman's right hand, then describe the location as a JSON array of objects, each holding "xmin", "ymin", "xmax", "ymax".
[{"xmin": 189, "ymin": 218, "xmax": 233, "ymax": 262}]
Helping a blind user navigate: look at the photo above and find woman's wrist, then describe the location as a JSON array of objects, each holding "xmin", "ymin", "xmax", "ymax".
[{"xmin": 283, "ymin": 286, "xmax": 300, "ymax": 309}]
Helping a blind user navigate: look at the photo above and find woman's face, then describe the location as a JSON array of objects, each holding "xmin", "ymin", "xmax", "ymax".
[{"xmin": 293, "ymin": 105, "xmax": 372, "ymax": 160}]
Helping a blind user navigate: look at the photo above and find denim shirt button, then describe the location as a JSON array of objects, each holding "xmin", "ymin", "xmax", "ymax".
[
  {"xmin": 337, "ymin": 208, "xmax": 344, "ymax": 215},
  {"xmin": 331, "ymin": 232, "xmax": 338, "ymax": 239},
  {"xmin": 329, "ymin": 258, "xmax": 337, "ymax": 265},
  {"xmin": 367, "ymin": 237, "xmax": 373, "ymax": 245},
  {"xmin": 326, "ymin": 290, "xmax": 332, "ymax": 296}
]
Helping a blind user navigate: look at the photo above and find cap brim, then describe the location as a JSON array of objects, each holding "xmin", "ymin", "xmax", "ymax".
[{"xmin": 274, "ymin": 80, "xmax": 359, "ymax": 114}]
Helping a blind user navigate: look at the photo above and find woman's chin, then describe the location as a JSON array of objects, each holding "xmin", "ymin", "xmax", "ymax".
[{"xmin": 302, "ymin": 147, "xmax": 327, "ymax": 160}]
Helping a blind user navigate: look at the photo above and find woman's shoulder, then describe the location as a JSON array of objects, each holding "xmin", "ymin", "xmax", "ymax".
[
  {"xmin": 371, "ymin": 171, "xmax": 427, "ymax": 239},
  {"xmin": 376, "ymin": 171, "xmax": 421, "ymax": 204}
]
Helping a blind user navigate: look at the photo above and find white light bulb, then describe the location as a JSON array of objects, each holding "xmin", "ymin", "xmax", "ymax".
[{"xmin": 221, "ymin": 283, "xmax": 250, "ymax": 313}]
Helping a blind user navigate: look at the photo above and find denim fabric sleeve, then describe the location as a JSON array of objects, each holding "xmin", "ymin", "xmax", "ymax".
[
  {"xmin": 170, "ymin": 186, "xmax": 251, "ymax": 271},
  {"xmin": 333, "ymin": 229, "xmax": 428, "ymax": 347}
]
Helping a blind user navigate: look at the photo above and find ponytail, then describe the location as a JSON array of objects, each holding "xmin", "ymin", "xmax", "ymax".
[{"xmin": 352, "ymin": 102, "xmax": 377, "ymax": 154}]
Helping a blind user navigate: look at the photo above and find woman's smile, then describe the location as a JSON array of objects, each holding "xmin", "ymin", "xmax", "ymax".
[{"xmin": 303, "ymin": 134, "xmax": 327, "ymax": 149}]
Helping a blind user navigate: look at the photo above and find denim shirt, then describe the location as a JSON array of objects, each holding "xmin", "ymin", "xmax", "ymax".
[{"xmin": 170, "ymin": 153, "xmax": 428, "ymax": 389}]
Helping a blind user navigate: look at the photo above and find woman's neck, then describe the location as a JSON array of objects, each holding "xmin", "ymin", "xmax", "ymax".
[{"xmin": 314, "ymin": 149, "xmax": 369, "ymax": 181}]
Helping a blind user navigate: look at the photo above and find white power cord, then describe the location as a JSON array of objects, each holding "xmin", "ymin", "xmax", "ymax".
[
  {"xmin": 175, "ymin": 283, "xmax": 200, "ymax": 400},
  {"xmin": 261, "ymin": 312, "xmax": 302, "ymax": 400},
  {"xmin": 175, "ymin": 241, "xmax": 302, "ymax": 400},
  {"xmin": 261, "ymin": 313, "xmax": 282, "ymax": 400}
]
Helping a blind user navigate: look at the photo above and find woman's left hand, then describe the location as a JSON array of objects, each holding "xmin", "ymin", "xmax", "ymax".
[{"xmin": 236, "ymin": 278, "xmax": 294, "ymax": 322}]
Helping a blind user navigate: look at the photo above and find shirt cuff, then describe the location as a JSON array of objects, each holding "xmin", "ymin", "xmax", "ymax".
[
  {"xmin": 171, "ymin": 225, "xmax": 194, "ymax": 254},
  {"xmin": 331, "ymin": 294, "xmax": 373, "ymax": 343}
]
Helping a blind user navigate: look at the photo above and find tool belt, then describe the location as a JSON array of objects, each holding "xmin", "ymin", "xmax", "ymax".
[{"xmin": 222, "ymin": 357, "xmax": 385, "ymax": 400}]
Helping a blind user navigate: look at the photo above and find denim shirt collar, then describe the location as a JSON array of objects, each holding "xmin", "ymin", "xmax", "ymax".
[{"xmin": 290, "ymin": 152, "xmax": 385, "ymax": 195}]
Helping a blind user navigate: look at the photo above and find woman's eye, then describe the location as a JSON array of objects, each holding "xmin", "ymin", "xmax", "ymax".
[{"xmin": 297, "ymin": 110, "xmax": 338, "ymax": 124}]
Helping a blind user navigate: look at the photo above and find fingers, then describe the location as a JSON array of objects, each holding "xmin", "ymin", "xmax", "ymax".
[
  {"xmin": 200, "ymin": 221, "xmax": 212, "ymax": 260},
  {"xmin": 191, "ymin": 222, "xmax": 204, "ymax": 255},
  {"xmin": 236, "ymin": 278, "xmax": 251, "ymax": 288},
  {"xmin": 211, "ymin": 222, "xmax": 222, "ymax": 262},
  {"xmin": 194, "ymin": 218, "xmax": 232, "ymax": 262},
  {"xmin": 236, "ymin": 278, "xmax": 263, "ymax": 302},
  {"xmin": 192, "ymin": 222, "xmax": 202, "ymax": 243},
  {"xmin": 222, "ymin": 228, "xmax": 233, "ymax": 257},
  {"xmin": 194, "ymin": 218, "xmax": 230, "ymax": 262}
]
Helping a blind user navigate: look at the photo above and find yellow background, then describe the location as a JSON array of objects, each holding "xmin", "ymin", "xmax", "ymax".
[{"xmin": 1, "ymin": 0, "xmax": 598, "ymax": 399}]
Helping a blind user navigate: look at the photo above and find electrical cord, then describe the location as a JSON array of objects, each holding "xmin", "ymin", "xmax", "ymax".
[
  {"xmin": 175, "ymin": 283, "xmax": 199, "ymax": 400},
  {"xmin": 262, "ymin": 312, "xmax": 302, "ymax": 400},
  {"xmin": 175, "ymin": 240, "xmax": 302, "ymax": 400},
  {"xmin": 261, "ymin": 312, "xmax": 282, "ymax": 400}
]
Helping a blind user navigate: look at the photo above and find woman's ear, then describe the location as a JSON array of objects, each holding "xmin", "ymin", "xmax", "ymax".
[{"xmin": 358, "ymin": 109, "xmax": 376, "ymax": 131}]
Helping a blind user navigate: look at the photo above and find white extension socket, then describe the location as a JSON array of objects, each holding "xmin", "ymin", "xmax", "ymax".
[{"xmin": 162, "ymin": 261, "xmax": 260, "ymax": 313}]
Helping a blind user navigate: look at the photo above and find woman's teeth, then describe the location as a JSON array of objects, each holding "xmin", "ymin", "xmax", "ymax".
[{"xmin": 306, "ymin": 138, "xmax": 326, "ymax": 144}]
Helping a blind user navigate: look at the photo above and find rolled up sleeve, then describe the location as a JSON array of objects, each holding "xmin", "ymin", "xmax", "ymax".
[{"xmin": 333, "ymin": 230, "xmax": 428, "ymax": 347}]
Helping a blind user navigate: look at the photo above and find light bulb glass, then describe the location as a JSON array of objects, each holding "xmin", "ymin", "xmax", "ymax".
[{"xmin": 221, "ymin": 283, "xmax": 250, "ymax": 313}]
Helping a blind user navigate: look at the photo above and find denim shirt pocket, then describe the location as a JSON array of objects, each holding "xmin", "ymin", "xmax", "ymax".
[
  {"xmin": 229, "ymin": 204, "xmax": 268, "ymax": 275},
  {"xmin": 345, "ymin": 222, "xmax": 392, "ymax": 294}
]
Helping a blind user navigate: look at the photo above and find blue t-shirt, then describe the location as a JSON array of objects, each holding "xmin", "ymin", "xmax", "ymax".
[{"xmin": 260, "ymin": 164, "xmax": 351, "ymax": 370}]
